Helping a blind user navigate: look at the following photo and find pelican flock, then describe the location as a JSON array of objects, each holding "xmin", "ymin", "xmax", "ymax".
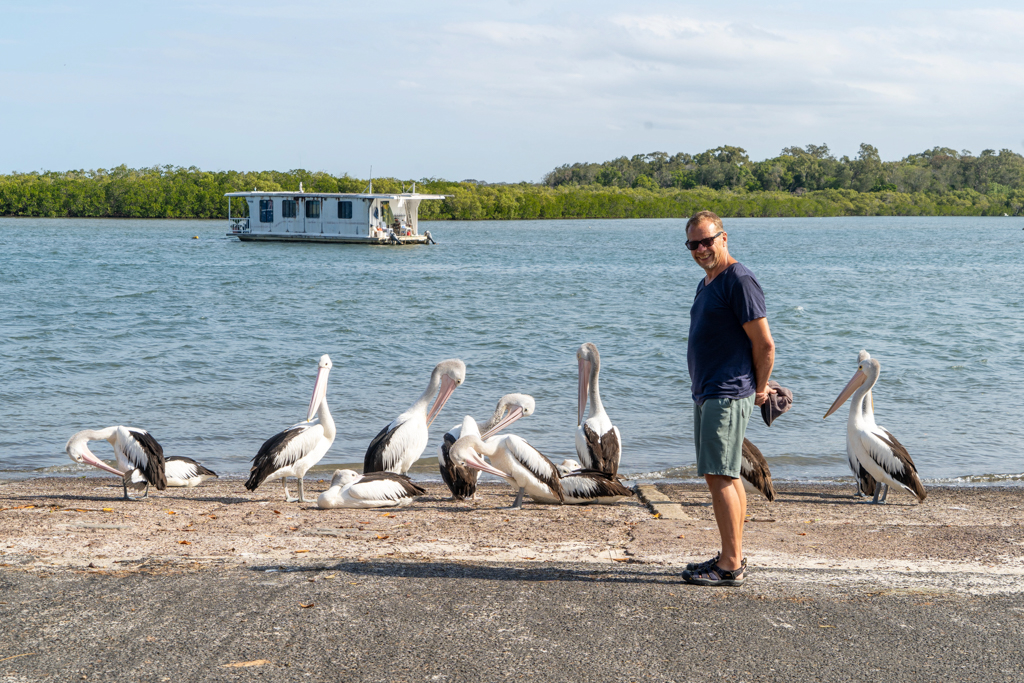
[
  {"xmin": 824, "ymin": 351, "xmax": 927, "ymax": 504},
  {"xmin": 245, "ymin": 354, "xmax": 336, "ymax": 503},
  {"xmin": 363, "ymin": 359, "xmax": 466, "ymax": 474},
  {"xmin": 438, "ymin": 393, "xmax": 535, "ymax": 500},
  {"xmin": 576, "ymin": 343, "xmax": 621, "ymax": 476},
  {"xmin": 58, "ymin": 341, "xmax": 929, "ymax": 529}
]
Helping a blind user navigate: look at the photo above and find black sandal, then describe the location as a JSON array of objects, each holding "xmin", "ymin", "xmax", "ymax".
[{"xmin": 682, "ymin": 562, "xmax": 746, "ymax": 587}]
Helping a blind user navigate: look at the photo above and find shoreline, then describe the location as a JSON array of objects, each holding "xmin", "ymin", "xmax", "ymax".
[{"xmin": 2, "ymin": 478, "xmax": 1021, "ymax": 588}]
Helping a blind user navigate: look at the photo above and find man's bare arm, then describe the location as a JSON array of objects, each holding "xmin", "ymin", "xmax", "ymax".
[{"xmin": 742, "ymin": 317, "xmax": 775, "ymax": 406}]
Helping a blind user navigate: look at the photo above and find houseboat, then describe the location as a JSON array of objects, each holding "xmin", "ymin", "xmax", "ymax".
[{"xmin": 225, "ymin": 187, "xmax": 446, "ymax": 244}]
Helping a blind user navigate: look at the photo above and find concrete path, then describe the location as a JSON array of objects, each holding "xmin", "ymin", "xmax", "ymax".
[{"xmin": 1, "ymin": 560, "xmax": 1021, "ymax": 682}]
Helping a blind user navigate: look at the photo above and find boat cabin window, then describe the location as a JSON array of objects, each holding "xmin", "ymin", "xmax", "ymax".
[
  {"xmin": 259, "ymin": 199, "xmax": 273, "ymax": 223},
  {"xmin": 305, "ymin": 200, "xmax": 321, "ymax": 219},
  {"xmin": 381, "ymin": 201, "xmax": 395, "ymax": 226},
  {"xmin": 338, "ymin": 200, "xmax": 353, "ymax": 219},
  {"xmin": 282, "ymin": 199, "xmax": 297, "ymax": 218}
]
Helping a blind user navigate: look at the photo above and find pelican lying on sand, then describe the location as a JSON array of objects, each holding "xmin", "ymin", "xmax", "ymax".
[
  {"xmin": 245, "ymin": 355, "xmax": 335, "ymax": 503},
  {"xmin": 448, "ymin": 434, "xmax": 563, "ymax": 508},
  {"xmin": 317, "ymin": 469, "xmax": 426, "ymax": 509},
  {"xmin": 123, "ymin": 455, "xmax": 218, "ymax": 497},
  {"xmin": 364, "ymin": 359, "xmax": 465, "ymax": 474},
  {"xmin": 824, "ymin": 354, "xmax": 926, "ymax": 504},
  {"xmin": 555, "ymin": 459, "xmax": 635, "ymax": 505},
  {"xmin": 439, "ymin": 393, "xmax": 535, "ymax": 500},
  {"xmin": 66, "ymin": 426, "xmax": 167, "ymax": 500}
]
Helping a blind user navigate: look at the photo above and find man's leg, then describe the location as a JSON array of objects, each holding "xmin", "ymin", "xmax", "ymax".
[{"xmin": 706, "ymin": 474, "xmax": 745, "ymax": 571}]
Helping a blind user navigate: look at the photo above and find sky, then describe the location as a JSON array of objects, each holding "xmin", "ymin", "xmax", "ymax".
[{"xmin": 2, "ymin": 0, "xmax": 1023, "ymax": 182}]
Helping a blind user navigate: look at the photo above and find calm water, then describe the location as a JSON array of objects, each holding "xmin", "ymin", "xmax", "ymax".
[{"xmin": 2, "ymin": 216, "xmax": 1022, "ymax": 484}]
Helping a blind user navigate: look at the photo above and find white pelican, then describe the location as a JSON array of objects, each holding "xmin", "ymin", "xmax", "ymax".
[
  {"xmin": 556, "ymin": 459, "xmax": 583, "ymax": 476},
  {"xmin": 123, "ymin": 456, "xmax": 218, "ymax": 497},
  {"xmin": 245, "ymin": 354, "xmax": 335, "ymax": 503},
  {"xmin": 448, "ymin": 434, "xmax": 563, "ymax": 508},
  {"xmin": 316, "ymin": 469, "xmax": 426, "ymax": 509},
  {"xmin": 824, "ymin": 355, "xmax": 926, "ymax": 504},
  {"xmin": 363, "ymin": 359, "xmax": 465, "ymax": 474},
  {"xmin": 66, "ymin": 427, "xmax": 167, "ymax": 500},
  {"xmin": 740, "ymin": 438, "xmax": 776, "ymax": 502},
  {"xmin": 438, "ymin": 393, "xmax": 535, "ymax": 500},
  {"xmin": 848, "ymin": 350, "xmax": 880, "ymax": 498},
  {"xmin": 575, "ymin": 343, "xmax": 621, "ymax": 476}
]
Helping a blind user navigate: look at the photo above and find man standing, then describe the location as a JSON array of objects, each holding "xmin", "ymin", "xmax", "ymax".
[{"xmin": 682, "ymin": 211, "xmax": 775, "ymax": 587}]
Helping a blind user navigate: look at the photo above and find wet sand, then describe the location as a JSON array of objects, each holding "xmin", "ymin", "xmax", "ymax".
[{"xmin": 2, "ymin": 477, "xmax": 1022, "ymax": 583}]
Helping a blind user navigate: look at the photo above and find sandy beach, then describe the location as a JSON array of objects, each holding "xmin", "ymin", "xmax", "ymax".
[{"xmin": 2, "ymin": 477, "xmax": 1022, "ymax": 581}]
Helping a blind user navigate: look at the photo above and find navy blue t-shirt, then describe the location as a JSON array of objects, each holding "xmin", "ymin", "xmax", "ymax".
[{"xmin": 687, "ymin": 262, "xmax": 767, "ymax": 403}]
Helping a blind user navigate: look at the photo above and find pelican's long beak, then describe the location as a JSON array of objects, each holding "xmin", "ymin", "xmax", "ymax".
[
  {"xmin": 307, "ymin": 366, "xmax": 330, "ymax": 422},
  {"xmin": 823, "ymin": 370, "xmax": 867, "ymax": 419},
  {"xmin": 461, "ymin": 450, "xmax": 512, "ymax": 481},
  {"xmin": 80, "ymin": 449, "xmax": 125, "ymax": 477},
  {"xmin": 481, "ymin": 407, "xmax": 524, "ymax": 440},
  {"xmin": 426, "ymin": 375, "xmax": 458, "ymax": 427},
  {"xmin": 577, "ymin": 358, "xmax": 591, "ymax": 425}
]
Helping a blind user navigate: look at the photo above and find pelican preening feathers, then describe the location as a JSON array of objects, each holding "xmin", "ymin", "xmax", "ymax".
[
  {"xmin": 66, "ymin": 426, "xmax": 167, "ymax": 500},
  {"xmin": 448, "ymin": 434, "xmax": 564, "ymax": 508},
  {"xmin": 363, "ymin": 359, "xmax": 466, "ymax": 475},
  {"xmin": 438, "ymin": 393, "xmax": 536, "ymax": 500},
  {"xmin": 124, "ymin": 456, "xmax": 218, "ymax": 497},
  {"xmin": 576, "ymin": 343, "xmax": 621, "ymax": 477},
  {"xmin": 824, "ymin": 351, "xmax": 926, "ymax": 504},
  {"xmin": 245, "ymin": 354, "xmax": 336, "ymax": 503}
]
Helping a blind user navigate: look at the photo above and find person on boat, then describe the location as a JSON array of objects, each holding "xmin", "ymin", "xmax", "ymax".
[{"xmin": 681, "ymin": 210, "xmax": 776, "ymax": 588}]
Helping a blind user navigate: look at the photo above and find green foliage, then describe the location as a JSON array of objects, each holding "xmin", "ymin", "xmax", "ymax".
[{"xmin": 3, "ymin": 154, "xmax": 1024, "ymax": 220}]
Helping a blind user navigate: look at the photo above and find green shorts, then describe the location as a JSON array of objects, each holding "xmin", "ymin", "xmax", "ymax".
[{"xmin": 693, "ymin": 395, "xmax": 754, "ymax": 479}]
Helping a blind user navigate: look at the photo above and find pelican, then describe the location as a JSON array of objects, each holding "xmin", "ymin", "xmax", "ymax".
[
  {"xmin": 576, "ymin": 343, "xmax": 621, "ymax": 476},
  {"xmin": 560, "ymin": 469, "xmax": 635, "ymax": 505},
  {"xmin": 740, "ymin": 439, "xmax": 776, "ymax": 502},
  {"xmin": 316, "ymin": 469, "xmax": 426, "ymax": 509},
  {"xmin": 123, "ymin": 456, "xmax": 218, "ymax": 497},
  {"xmin": 245, "ymin": 354, "xmax": 335, "ymax": 503},
  {"xmin": 438, "ymin": 393, "xmax": 535, "ymax": 500},
  {"xmin": 848, "ymin": 350, "xmax": 880, "ymax": 498},
  {"xmin": 448, "ymin": 434, "xmax": 563, "ymax": 508},
  {"xmin": 557, "ymin": 459, "xmax": 583, "ymax": 476},
  {"xmin": 363, "ymin": 359, "xmax": 466, "ymax": 474},
  {"xmin": 824, "ymin": 355, "xmax": 926, "ymax": 504},
  {"xmin": 66, "ymin": 427, "xmax": 166, "ymax": 500}
]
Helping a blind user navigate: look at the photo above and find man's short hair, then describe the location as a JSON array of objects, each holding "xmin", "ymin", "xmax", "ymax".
[{"xmin": 685, "ymin": 210, "xmax": 723, "ymax": 235}]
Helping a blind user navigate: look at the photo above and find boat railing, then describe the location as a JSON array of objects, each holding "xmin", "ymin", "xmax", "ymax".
[{"xmin": 229, "ymin": 217, "xmax": 250, "ymax": 234}]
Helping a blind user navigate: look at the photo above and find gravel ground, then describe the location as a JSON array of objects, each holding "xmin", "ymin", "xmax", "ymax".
[{"xmin": 1, "ymin": 477, "xmax": 1022, "ymax": 681}]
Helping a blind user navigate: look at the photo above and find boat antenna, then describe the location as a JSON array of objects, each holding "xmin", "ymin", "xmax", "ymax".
[{"xmin": 367, "ymin": 166, "xmax": 373, "ymax": 194}]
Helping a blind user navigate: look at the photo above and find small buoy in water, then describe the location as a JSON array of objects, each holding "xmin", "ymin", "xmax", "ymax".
[{"xmin": 192, "ymin": 236, "xmax": 199, "ymax": 239}]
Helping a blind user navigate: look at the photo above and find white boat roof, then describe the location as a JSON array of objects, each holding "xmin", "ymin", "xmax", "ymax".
[{"xmin": 224, "ymin": 191, "xmax": 447, "ymax": 199}]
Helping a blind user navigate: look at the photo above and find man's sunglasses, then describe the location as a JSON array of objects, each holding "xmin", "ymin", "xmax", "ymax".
[{"xmin": 685, "ymin": 231, "xmax": 723, "ymax": 251}]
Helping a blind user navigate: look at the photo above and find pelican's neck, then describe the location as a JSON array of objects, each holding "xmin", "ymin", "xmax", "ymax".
[
  {"xmin": 479, "ymin": 403, "xmax": 506, "ymax": 435},
  {"xmin": 588, "ymin": 361, "xmax": 605, "ymax": 419},
  {"xmin": 848, "ymin": 374, "xmax": 878, "ymax": 429},
  {"xmin": 317, "ymin": 395, "xmax": 336, "ymax": 441},
  {"xmin": 411, "ymin": 368, "xmax": 441, "ymax": 415},
  {"xmin": 69, "ymin": 427, "xmax": 118, "ymax": 448}
]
